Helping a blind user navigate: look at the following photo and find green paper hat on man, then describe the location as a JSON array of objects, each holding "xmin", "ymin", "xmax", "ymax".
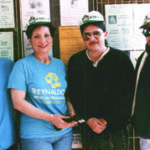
[
  {"xmin": 140, "ymin": 12, "xmax": 150, "ymax": 29},
  {"xmin": 80, "ymin": 11, "xmax": 104, "ymax": 26},
  {"xmin": 79, "ymin": 11, "xmax": 106, "ymax": 34},
  {"xmin": 25, "ymin": 16, "xmax": 55, "ymax": 39}
]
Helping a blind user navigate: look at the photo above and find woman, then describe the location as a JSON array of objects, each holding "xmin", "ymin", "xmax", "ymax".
[{"xmin": 8, "ymin": 16, "xmax": 77, "ymax": 150}]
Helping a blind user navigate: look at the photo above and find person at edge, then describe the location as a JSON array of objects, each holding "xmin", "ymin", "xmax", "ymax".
[
  {"xmin": 7, "ymin": 16, "xmax": 77, "ymax": 150},
  {"xmin": 0, "ymin": 58, "xmax": 17, "ymax": 150},
  {"xmin": 67, "ymin": 11, "xmax": 135, "ymax": 150},
  {"xmin": 132, "ymin": 12, "xmax": 150, "ymax": 150}
]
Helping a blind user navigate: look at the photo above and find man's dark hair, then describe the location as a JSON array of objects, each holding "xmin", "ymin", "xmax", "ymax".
[{"xmin": 80, "ymin": 21, "xmax": 106, "ymax": 35}]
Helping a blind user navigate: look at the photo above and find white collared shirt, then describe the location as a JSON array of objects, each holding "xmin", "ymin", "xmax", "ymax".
[{"xmin": 86, "ymin": 47, "xmax": 110, "ymax": 67}]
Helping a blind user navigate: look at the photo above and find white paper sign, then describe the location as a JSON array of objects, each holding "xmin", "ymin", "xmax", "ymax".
[
  {"xmin": 23, "ymin": 32, "xmax": 33, "ymax": 57},
  {"xmin": 0, "ymin": 32, "xmax": 13, "ymax": 60},
  {"xmin": 60, "ymin": 0, "xmax": 89, "ymax": 26},
  {"xmin": 20, "ymin": 0, "xmax": 50, "ymax": 30},
  {"xmin": 133, "ymin": 4, "xmax": 150, "ymax": 50},
  {"xmin": 130, "ymin": 50, "xmax": 143, "ymax": 68},
  {"xmin": 105, "ymin": 4, "xmax": 150, "ymax": 51},
  {"xmin": 0, "ymin": 0, "xmax": 15, "ymax": 28},
  {"xmin": 105, "ymin": 4, "xmax": 134, "ymax": 50}
]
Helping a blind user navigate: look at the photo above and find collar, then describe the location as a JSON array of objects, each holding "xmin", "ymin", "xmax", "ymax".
[{"xmin": 86, "ymin": 47, "xmax": 110, "ymax": 67}]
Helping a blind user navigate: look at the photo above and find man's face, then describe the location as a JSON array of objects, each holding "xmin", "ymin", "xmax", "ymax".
[
  {"xmin": 82, "ymin": 25, "xmax": 108, "ymax": 52},
  {"xmin": 143, "ymin": 27, "xmax": 150, "ymax": 46},
  {"xmin": 146, "ymin": 36, "xmax": 150, "ymax": 46}
]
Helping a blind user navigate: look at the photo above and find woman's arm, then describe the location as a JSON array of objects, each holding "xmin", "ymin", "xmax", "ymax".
[
  {"xmin": 65, "ymin": 89, "xmax": 76, "ymax": 117},
  {"xmin": 11, "ymin": 88, "xmax": 76, "ymax": 129},
  {"xmin": 66, "ymin": 99, "xmax": 76, "ymax": 117},
  {"xmin": 11, "ymin": 88, "xmax": 52, "ymax": 121}
]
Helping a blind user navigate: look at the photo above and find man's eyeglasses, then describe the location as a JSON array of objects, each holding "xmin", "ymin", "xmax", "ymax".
[
  {"xmin": 143, "ymin": 29, "xmax": 150, "ymax": 37},
  {"xmin": 83, "ymin": 31, "xmax": 101, "ymax": 41}
]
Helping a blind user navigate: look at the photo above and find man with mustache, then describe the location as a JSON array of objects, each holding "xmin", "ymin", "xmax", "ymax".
[
  {"xmin": 67, "ymin": 11, "xmax": 135, "ymax": 150},
  {"xmin": 132, "ymin": 12, "xmax": 150, "ymax": 150}
]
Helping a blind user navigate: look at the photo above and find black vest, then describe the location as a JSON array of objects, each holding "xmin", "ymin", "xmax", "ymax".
[{"xmin": 133, "ymin": 44, "xmax": 150, "ymax": 138}]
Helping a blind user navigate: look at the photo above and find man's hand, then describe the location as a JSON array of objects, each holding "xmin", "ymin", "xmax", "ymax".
[{"xmin": 87, "ymin": 118, "xmax": 107, "ymax": 134}]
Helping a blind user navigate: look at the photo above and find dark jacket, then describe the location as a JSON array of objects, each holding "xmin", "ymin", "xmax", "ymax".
[
  {"xmin": 133, "ymin": 44, "xmax": 150, "ymax": 138},
  {"xmin": 68, "ymin": 47, "xmax": 135, "ymax": 132}
]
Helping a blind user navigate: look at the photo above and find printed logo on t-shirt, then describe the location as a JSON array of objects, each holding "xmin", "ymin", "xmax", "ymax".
[
  {"xmin": 45, "ymin": 72, "xmax": 61, "ymax": 88},
  {"xmin": 31, "ymin": 72, "xmax": 65, "ymax": 104}
]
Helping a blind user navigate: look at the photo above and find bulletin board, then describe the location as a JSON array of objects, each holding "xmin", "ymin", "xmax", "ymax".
[{"xmin": 59, "ymin": 26, "xmax": 86, "ymax": 65}]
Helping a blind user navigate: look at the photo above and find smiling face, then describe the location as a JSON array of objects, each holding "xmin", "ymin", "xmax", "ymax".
[
  {"xmin": 28, "ymin": 26, "xmax": 53, "ymax": 55},
  {"xmin": 82, "ymin": 24, "xmax": 108, "ymax": 52}
]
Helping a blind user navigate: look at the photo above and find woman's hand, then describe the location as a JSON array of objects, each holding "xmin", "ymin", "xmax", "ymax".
[
  {"xmin": 87, "ymin": 118, "xmax": 107, "ymax": 134},
  {"xmin": 11, "ymin": 89, "xmax": 77, "ymax": 130},
  {"xmin": 51, "ymin": 114, "xmax": 77, "ymax": 130}
]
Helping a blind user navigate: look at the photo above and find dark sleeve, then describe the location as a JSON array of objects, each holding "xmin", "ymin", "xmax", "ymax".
[
  {"xmin": 67, "ymin": 54, "xmax": 88, "ymax": 120},
  {"xmin": 67, "ymin": 56, "xmax": 80, "ymax": 110},
  {"xmin": 104, "ymin": 52, "xmax": 136, "ymax": 130}
]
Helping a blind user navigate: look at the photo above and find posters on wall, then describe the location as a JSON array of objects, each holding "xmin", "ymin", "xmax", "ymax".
[
  {"xmin": 0, "ymin": 0, "xmax": 15, "ymax": 28},
  {"xmin": 23, "ymin": 33, "xmax": 33, "ymax": 57},
  {"xmin": 105, "ymin": 4, "xmax": 150, "ymax": 51},
  {"xmin": 0, "ymin": 32, "xmax": 14, "ymax": 60},
  {"xmin": 130, "ymin": 50, "xmax": 143, "ymax": 68},
  {"xmin": 105, "ymin": 4, "xmax": 133, "ymax": 50},
  {"xmin": 133, "ymin": 4, "xmax": 150, "ymax": 49},
  {"xmin": 60, "ymin": 0, "xmax": 89, "ymax": 26},
  {"xmin": 20, "ymin": 0, "xmax": 50, "ymax": 30}
]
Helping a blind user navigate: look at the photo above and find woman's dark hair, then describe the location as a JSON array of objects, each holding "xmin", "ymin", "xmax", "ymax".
[{"xmin": 26, "ymin": 23, "xmax": 55, "ymax": 39}]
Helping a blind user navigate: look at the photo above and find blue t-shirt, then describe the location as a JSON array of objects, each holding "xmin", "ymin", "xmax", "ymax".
[
  {"xmin": 8, "ymin": 54, "xmax": 71, "ymax": 139},
  {"xmin": 0, "ymin": 58, "xmax": 16, "ymax": 150}
]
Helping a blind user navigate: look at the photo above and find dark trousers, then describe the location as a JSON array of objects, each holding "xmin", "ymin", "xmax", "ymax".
[{"xmin": 80, "ymin": 126, "xmax": 128, "ymax": 150}]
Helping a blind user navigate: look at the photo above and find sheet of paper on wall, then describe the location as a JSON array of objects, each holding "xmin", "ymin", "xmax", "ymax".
[
  {"xmin": 105, "ymin": 4, "xmax": 150, "ymax": 51},
  {"xmin": 20, "ymin": 0, "xmax": 50, "ymax": 30},
  {"xmin": 105, "ymin": 4, "xmax": 134, "ymax": 50},
  {"xmin": 60, "ymin": 0, "xmax": 89, "ymax": 26},
  {"xmin": 0, "ymin": 32, "xmax": 14, "ymax": 60},
  {"xmin": 23, "ymin": 32, "xmax": 52, "ymax": 57},
  {"xmin": 130, "ymin": 50, "xmax": 144, "ymax": 68},
  {"xmin": 133, "ymin": 4, "xmax": 150, "ymax": 50},
  {"xmin": 23, "ymin": 32, "xmax": 33, "ymax": 57},
  {"xmin": 0, "ymin": 0, "xmax": 15, "ymax": 28}
]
